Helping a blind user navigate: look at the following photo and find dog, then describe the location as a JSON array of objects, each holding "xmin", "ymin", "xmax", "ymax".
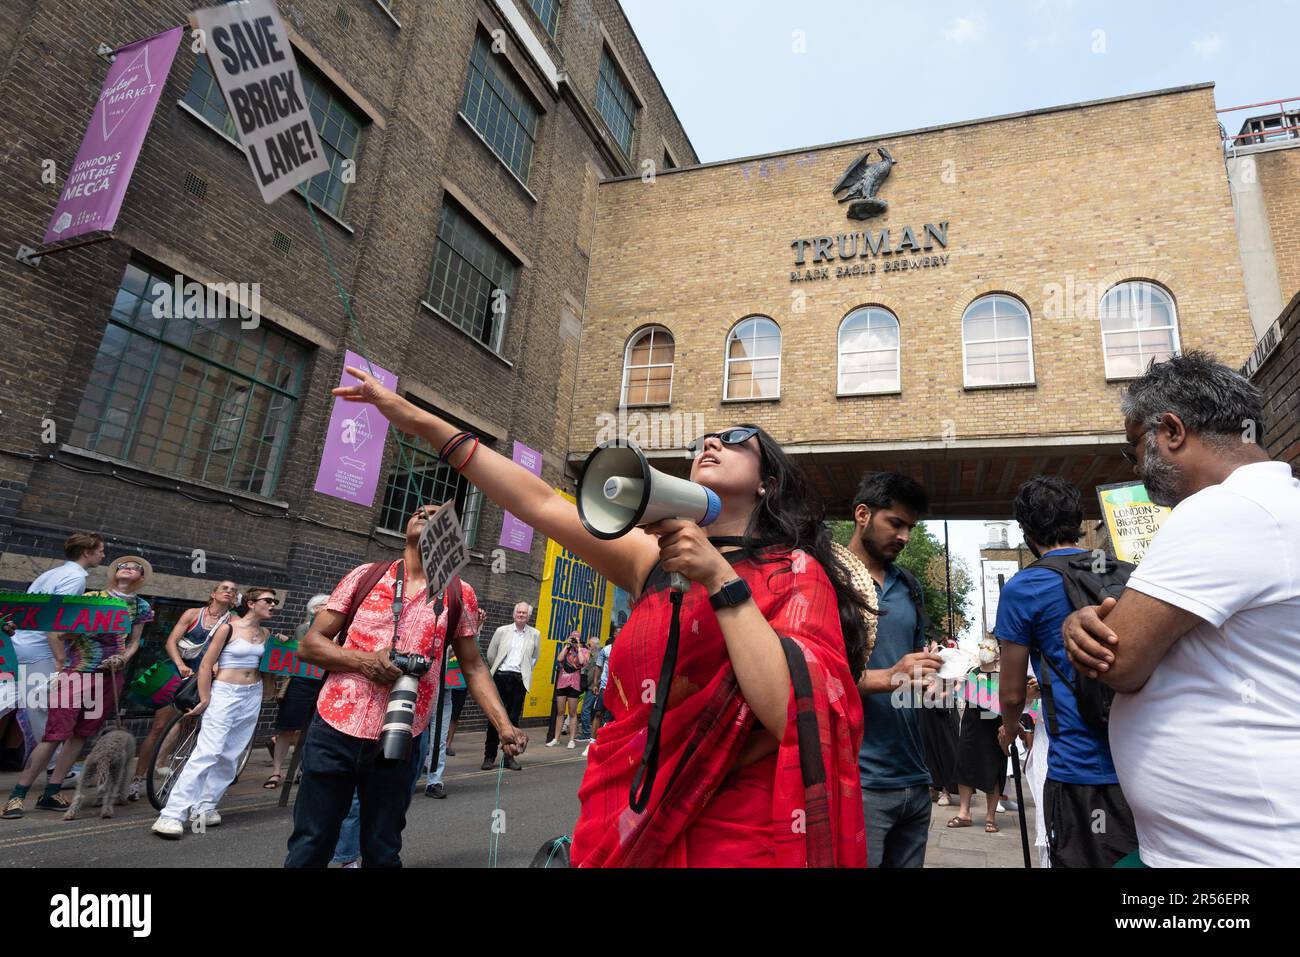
[{"xmin": 64, "ymin": 729, "xmax": 137, "ymax": 821}]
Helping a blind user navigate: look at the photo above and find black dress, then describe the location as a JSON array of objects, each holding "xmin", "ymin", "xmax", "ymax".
[
  {"xmin": 956, "ymin": 701, "xmax": 1006, "ymax": 796},
  {"xmin": 921, "ymin": 698, "xmax": 960, "ymax": 794}
]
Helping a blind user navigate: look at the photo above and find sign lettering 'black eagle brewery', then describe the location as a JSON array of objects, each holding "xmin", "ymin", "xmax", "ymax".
[{"xmin": 789, "ymin": 145, "xmax": 953, "ymax": 282}]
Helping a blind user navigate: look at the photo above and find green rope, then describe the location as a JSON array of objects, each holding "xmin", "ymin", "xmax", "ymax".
[
  {"xmin": 545, "ymin": 835, "xmax": 571, "ymax": 867},
  {"xmin": 488, "ymin": 752, "xmax": 505, "ymax": 867}
]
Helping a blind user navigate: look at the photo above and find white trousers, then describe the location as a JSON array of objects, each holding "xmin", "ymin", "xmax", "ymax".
[{"xmin": 161, "ymin": 680, "xmax": 262, "ymax": 822}]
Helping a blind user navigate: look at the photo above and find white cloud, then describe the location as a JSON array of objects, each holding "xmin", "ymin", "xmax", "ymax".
[
  {"xmin": 1190, "ymin": 32, "xmax": 1223, "ymax": 56},
  {"xmin": 944, "ymin": 14, "xmax": 987, "ymax": 45}
]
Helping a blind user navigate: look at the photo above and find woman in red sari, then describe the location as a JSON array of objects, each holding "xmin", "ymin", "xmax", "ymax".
[{"xmin": 334, "ymin": 368, "xmax": 871, "ymax": 866}]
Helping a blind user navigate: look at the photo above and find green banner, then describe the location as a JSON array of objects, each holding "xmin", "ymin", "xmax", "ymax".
[
  {"xmin": 0, "ymin": 593, "xmax": 131, "ymax": 635},
  {"xmin": 0, "ymin": 629, "xmax": 15, "ymax": 680},
  {"xmin": 259, "ymin": 633, "xmax": 324, "ymax": 680}
]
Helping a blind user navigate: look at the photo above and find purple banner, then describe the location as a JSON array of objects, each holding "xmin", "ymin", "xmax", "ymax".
[
  {"xmin": 42, "ymin": 27, "xmax": 183, "ymax": 245},
  {"xmin": 499, "ymin": 441, "xmax": 543, "ymax": 553},
  {"xmin": 313, "ymin": 351, "xmax": 397, "ymax": 506}
]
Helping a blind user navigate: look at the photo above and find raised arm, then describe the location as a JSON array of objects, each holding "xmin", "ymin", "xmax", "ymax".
[{"xmin": 334, "ymin": 366, "xmax": 659, "ymax": 596}]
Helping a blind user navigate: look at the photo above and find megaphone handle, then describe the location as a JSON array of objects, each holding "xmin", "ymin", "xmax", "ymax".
[{"xmin": 668, "ymin": 571, "xmax": 690, "ymax": 592}]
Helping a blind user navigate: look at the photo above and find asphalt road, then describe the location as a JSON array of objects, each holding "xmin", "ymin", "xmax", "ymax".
[{"xmin": 0, "ymin": 731, "xmax": 585, "ymax": 868}]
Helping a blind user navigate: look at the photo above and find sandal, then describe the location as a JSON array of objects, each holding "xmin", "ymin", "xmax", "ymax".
[
  {"xmin": 263, "ymin": 773, "xmax": 282, "ymax": 789},
  {"xmin": 984, "ymin": 820, "xmax": 999, "ymax": 833},
  {"xmin": 946, "ymin": 815, "xmax": 972, "ymax": 828}
]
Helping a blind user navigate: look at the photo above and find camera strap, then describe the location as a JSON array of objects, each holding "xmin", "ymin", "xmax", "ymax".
[{"xmin": 390, "ymin": 560, "xmax": 405, "ymax": 653}]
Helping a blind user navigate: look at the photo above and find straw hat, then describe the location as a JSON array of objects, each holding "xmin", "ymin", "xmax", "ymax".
[{"xmin": 107, "ymin": 555, "xmax": 152, "ymax": 593}]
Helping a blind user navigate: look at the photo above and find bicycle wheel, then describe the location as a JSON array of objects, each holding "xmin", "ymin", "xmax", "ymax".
[
  {"xmin": 147, "ymin": 710, "xmax": 200, "ymax": 811},
  {"xmin": 231, "ymin": 732, "xmax": 257, "ymax": 784}
]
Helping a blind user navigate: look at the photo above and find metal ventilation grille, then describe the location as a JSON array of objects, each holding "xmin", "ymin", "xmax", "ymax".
[
  {"xmin": 272, "ymin": 231, "xmax": 292, "ymax": 254},
  {"xmin": 335, "ymin": 5, "xmax": 352, "ymax": 29},
  {"xmin": 183, "ymin": 173, "xmax": 208, "ymax": 199}
]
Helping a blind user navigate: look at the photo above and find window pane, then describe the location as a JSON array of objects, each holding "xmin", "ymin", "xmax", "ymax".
[
  {"xmin": 426, "ymin": 199, "xmax": 518, "ymax": 352},
  {"xmin": 461, "ymin": 32, "xmax": 539, "ymax": 182}
]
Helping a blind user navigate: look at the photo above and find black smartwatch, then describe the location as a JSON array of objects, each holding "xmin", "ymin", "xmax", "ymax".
[{"xmin": 709, "ymin": 577, "xmax": 751, "ymax": 611}]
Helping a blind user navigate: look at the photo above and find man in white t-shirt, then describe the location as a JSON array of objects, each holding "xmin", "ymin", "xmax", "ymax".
[
  {"xmin": 1063, "ymin": 352, "xmax": 1300, "ymax": 867},
  {"xmin": 482, "ymin": 602, "xmax": 540, "ymax": 770}
]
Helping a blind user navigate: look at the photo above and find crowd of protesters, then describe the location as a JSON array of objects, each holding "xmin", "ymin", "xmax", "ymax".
[{"xmin": 2, "ymin": 350, "xmax": 1295, "ymax": 868}]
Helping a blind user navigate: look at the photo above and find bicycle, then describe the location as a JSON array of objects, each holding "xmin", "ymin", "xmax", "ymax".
[{"xmin": 146, "ymin": 708, "xmax": 256, "ymax": 811}]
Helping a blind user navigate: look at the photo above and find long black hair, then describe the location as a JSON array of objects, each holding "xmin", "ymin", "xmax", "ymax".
[{"xmin": 734, "ymin": 424, "xmax": 871, "ymax": 678}]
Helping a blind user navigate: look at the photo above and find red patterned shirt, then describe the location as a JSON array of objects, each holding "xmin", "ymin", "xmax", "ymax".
[{"xmin": 317, "ymin": 562, "xmax": 479, "ymax": 740}]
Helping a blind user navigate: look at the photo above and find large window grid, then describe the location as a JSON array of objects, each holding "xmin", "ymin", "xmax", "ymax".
[
  {"xmin": 961, "ymin": 295, "xmax": 1034, "ymax": 387},
  {"xmin": 181, "ymin": 55, "xmax": 362, "ymax": 218},
  {"xmin": 724, "ymin": 317, "xmax": 781, "ymax": 400},
  {"xmin": 596, "ymin": 50, "xmax": 637, "ymax": 156},
  {"xmin": 1099, "ymin": 281, "xmax": 1180, "ymax": 379},
  {"xmin": 527, "ymin": 0, "xmax": 560, "ymax": 36},
  {"xmin": 838, "ymin": 307, "xmax": 901, "ymax": 394},
  {"xmin": 461, "ymin": 31, "xmax": 539, "ymax": 183},
  {"xmin": 69, "ymin": 262, "xmax": 306, "ymax": 496},
  {"xmin": 621, "ymin": 326, "xmax": 674, "ymax": 405},
  {"xmin": 379, "ymin": 430, "xmax": 483, "ymax": 546},
  {"xmin": 426, "ymin": 200, "xmax": 518, "ymax": 353}
]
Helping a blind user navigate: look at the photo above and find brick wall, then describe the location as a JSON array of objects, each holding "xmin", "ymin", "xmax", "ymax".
[
  {"xmin": 1255, "ymin": 145, "xmax": 1300, "ymax": 303},
  {"xmin": 571, "ymin": 85, "xmax": 1258, "ymax": 469},
  {"xmin": 1252, "ymin": 290, "xmax": 1300, "ymax": 467}
]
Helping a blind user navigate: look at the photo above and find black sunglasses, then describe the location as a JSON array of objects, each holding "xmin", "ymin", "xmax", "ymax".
[
  {"xmin": 253, "ymin": 597, "xmax": 280, "ymax": 606},
  {"xmin": 687, "ymin": 427, "xmax": 759, "ymax": 456}
]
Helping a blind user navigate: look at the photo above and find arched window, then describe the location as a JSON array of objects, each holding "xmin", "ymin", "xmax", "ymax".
[
  {"xmin": 621, "ymin": 326, "xmax": 674, "ymax": 405},
  {"xmin": 962, "ymin": 294, "xmax": 1034, "ymax": 387},
  {"xmin": 838, "ymin": 306, "xmax": 900, "ymax": 394},
  {"xmin": 724, "ymin": 316, "xmax": 781, "ymax": 400},
  {"xmin": 1099, "ymin": 281, "xmax": 1179, "ymax": 379}
]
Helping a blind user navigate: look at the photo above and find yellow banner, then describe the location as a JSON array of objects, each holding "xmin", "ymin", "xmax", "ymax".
[
  {"xmin": 1096, "ymin": 481, "xmax": 1171, "ymax": 564},
  {"xmin": 523, "ymin": 491, "xmax": 614, "ymax": 719}
]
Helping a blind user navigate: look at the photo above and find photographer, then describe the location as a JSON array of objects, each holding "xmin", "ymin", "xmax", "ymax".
[
  {"xmin": 285, "ymin": 502, "xmax": 527, "ymax": 868},
  {"xmin": 546, "ymin": 631, "xmax": 588, "ymax": 750}
]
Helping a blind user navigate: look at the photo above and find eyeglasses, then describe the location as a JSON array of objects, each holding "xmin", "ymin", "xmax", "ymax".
[
  {"xmin": 687, "ymin": 427, "xmax": 759, "ymax": 456},
  {"xmin": 1120, "ymin": 429, "xmax": 1148, "ymax": 467},
  {"xmin": 253, "ymin": 597, "xmax": 280, "ymax": 606},
  {"xmin": 117, "ymin": 562, "xmax": 144, "ymax": 572}
]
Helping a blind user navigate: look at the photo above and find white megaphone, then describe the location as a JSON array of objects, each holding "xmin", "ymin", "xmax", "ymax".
[{"xmin": 577, "ymin": 440, "xmax": 722, "ymax": 591}]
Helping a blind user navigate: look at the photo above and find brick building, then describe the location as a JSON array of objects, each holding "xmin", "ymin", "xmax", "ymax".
[
  {"xmin": 0, "ymin": 0, "xmax": 696, "ymax": 735},
  {"xmin": 569, "ymin": 83, "xmax": 1279, "ymax": 517}
]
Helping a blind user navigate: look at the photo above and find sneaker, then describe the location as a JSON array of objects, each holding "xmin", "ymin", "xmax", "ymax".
[
  {"xmin": 505, "ymin": 756, "xmax": 521, "ymax": 771},
  {"xmin": 1002, "ymin": 799, "xmax": 1019, "ymax": 812},
  {"xmin": 561, "ymin": 719, "xmax": 570, "ymax": 734},
  {"xmin": 996, "ymin": 802, "xmax": 1007, "ymax": 814},
  {"xmin": 576, "ymin": 736, "xmax": 591, "ymax": 743},
  {"xmin": 340, "ymin": 859, "xmax": 360, "ymax": 869},
  {"xmin": 567, "ymin": 740, "xmax": 576, "ymax": 749},
  {"xmin": 937, "ymin": 793, "xmax": 952, "ymax": 807},
  {"xmin": 581, "ymin": 745, "xmax": 590, "ymax": 758},
  {"xmin": 445, "ymin": 747, "xmax": 455, "ymax": 756},
  {"xmin": 191, "ymin": 809, "xmax": 222, "ymax": 828},
  {"xmin": 59, "ymin": 767, "xmax": 82, "ymax": 790},
  {"xmin": 2, "ymin": 796, "xmax": 25, "ymax": 819},
  {"xmin": 151, "ymin": 816, "xmax": 184, "ymax": 839},
  {"xmin": 425, "ymin": 782, "xmax": 446, "ymax": 799},
  {"xmin": 128, "ymin": 777, "xmax": 143, "ymax": 802},
  {"xmin": 545, "ymin": 738, "xmax": 558, "ymax": 747},
  {"xmin": 35, "ymin": 792, "xmax": 71, "ymax": 811},
  {"xmin": 480, "ymin": 758, "xmax": 496, "ymax": 771}
]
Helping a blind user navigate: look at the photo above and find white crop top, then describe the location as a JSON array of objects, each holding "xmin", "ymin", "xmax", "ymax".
[{"xmin": 218, "ymin": 634, "xmax": 265, "ymax": 670}]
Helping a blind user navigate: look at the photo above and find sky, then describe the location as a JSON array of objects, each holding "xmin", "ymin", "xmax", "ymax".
[
  {"xmin": 623, "ymin": 0, "xmax": 1300, "ymax": 165},
  {"xmin": 618, "ymin": 0, "xmax": 1300, "ymax": 640}
]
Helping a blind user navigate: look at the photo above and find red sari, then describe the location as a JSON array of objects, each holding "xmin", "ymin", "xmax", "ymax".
[{"xmin": 571, "ymin": 548, "xmax": 866, "ymax": 867}]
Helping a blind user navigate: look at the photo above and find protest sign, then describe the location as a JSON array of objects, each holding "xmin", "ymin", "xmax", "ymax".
[
  {"xmin": 417, "ymin": 505, "xmax": 470, "ymax": 603},
  {"xmin": 0, "ymin": 594, "xmax": 131, "ymax": 635},
  {"xmin": 498, "ymin": 441, "xmax": 544, "ymax": 553},
  {"xmin": 1097, "ymin": 481, "xmax": 1171, "ymax": 564},
  {"xmin": 313, "ymin": 351, "xmax": 397, "ymax": 505},
  {"xmin": 259, "ymin": 633, "xmax": 324, "ymax": 680},
  {"xmin": 981, "ymin": 559, "xmax": 1022, "ymax": 633},
  {"xmin": 192, "ymin": 0, "xmax": 330, "ymax": 202},
  {"xmin": 43, "ymin": 27, "xmax": 183, "ymax": 244}
]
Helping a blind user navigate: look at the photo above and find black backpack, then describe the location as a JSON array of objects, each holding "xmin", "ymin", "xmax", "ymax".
[
  {"xmin": 1027, "ymin": 551, "xmax": 1134, "ymax": 736},
  {"xmin": 893, "ymin": 564, "xmax": 936, "ymax": 652}
]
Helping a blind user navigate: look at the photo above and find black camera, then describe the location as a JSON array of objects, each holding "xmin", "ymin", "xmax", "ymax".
[{"xmin": 379, "ymin": 651, "xmax": 430, "ymax": 761}]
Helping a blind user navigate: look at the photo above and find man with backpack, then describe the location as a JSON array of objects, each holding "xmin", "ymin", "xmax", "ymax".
[
  {"xmin": 844, "ymin": 472, "xmax": 944, "ymax": 868},
  {"xmin": 995, "ymin": 476, "xmax": 1139, "ymax": 867}
]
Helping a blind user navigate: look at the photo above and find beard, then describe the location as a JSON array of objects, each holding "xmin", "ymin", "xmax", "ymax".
[
  {"xmin": 862, "ymin": 534, "xmax": 900, "ymax": 566},
  {"xmin": 1139, "ymin": 432, "xmax": 1184, "ymax": 507}
]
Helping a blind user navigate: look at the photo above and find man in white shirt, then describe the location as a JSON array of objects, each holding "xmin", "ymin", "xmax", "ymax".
[
  {"xmin": 0, "ymin": 533, "xmax": 105, "ymax": 745},
  {"xmin": 1063, "ymin": 351, "xmax": 1300, "ymax": 867},
  {"xmin": 482, "ymin": 602, "xmax": 540, "ymax": 770}
]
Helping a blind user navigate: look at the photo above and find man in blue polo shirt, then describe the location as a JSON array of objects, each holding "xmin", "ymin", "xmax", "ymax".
[
  {"xmin": 846, "ymin": 472, "xmax": 944, "ymax": 868},
  {"xmin": 995, "ymin": 476, "xmax": 1138, "ymax": 867}
]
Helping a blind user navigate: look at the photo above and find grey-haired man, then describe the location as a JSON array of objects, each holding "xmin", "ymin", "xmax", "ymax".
[{"xmin": 482, "ymin": 602, "xmax": 540, "ymax": 770}]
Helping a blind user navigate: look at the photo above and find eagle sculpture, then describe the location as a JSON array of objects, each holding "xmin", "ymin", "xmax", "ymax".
[{"xmin": 832, "ymin": 146, "xmax": 895, "ymax": 219}]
